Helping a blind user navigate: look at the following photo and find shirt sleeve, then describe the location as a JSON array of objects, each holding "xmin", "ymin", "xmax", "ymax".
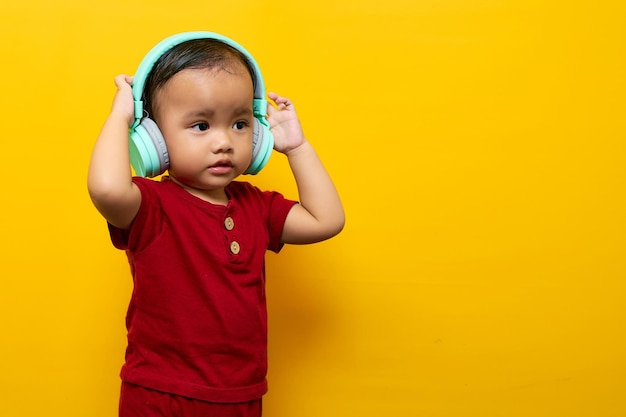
[
  {"xmin": 108, "ymin": 177, "xmax": 159, "ymax": 251},
  {"xmin": 264, "ymin": 190, "xmax": 298, "ymax": 253}
]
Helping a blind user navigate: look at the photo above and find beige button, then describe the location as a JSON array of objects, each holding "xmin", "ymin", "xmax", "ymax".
[
  {"xmin": 230, "ymin": 241, "xmax": 240, "ymax": 255},
  {"xmin": 224, "ymin": 217, "xmax": 235, "ymax": 231}
]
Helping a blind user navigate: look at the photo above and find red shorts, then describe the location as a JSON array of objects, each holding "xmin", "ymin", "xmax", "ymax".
[{"xmin": 119, "ymin": 382, "xmax": 263, "ymax": 417}]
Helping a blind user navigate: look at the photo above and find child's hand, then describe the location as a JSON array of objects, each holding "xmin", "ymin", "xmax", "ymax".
[
  {"xmin": 267, "ymin": 92, "xmax": 306, "ymax": 154},
  {"xmin": 110, "ymin": 74, "xmax": 135, "ymax": 127}
]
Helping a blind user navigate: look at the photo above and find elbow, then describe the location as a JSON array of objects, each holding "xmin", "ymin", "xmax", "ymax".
[
  {"xmin": 87, "ymin": 175, "xmax": 136, "ymax": 214},
  {"xmin": 87, "ymin": 176, "xmax": 121, "ymax": 207},
  {"xmin": 281, "ymin": 204, "xmax": 345, "ymax": 245},
  {"xmin": 331, "ymin": 213, "xmax": 346, "ymax": 238},
  {"xmin": 320, "ymin": 212, "xmax": 345, "ymax": 241}
]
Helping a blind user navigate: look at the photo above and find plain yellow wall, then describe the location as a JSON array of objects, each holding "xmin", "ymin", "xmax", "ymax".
[{"xmin": 1, "ymin": 1, "xmax": 625, "ymax": 416}]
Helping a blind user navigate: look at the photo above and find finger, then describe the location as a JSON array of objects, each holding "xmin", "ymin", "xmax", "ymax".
[
  {"xmin": 267, "ymin": 92, "xmax": 296, "ymax": 112},
  {"xmin": 114, "ymin": 74, "xmax": 127, "ymax": 89},
  {"xmin": 268, "ymin": 92, "xmax": 291, "ymax": 105},
  {"xmin": 279, "ymin": 99, "xmax": 294, "ymax": 111}
]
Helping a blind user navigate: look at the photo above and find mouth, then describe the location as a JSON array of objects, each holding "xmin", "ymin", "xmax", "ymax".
[
  {"xmin": 212, "ymin": 159, "xmax": 233, "ymax": 168},
  {"xmin": 208, "ymin": 159, "xmax": 234, "ymax": 174}
]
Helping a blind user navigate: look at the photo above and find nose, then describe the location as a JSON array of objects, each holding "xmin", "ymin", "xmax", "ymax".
[{"xmin": 210, "ymin": 129, "xmax": 233, "ymax": 154}]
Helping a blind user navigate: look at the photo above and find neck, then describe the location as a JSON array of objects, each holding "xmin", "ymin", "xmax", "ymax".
[{"xmin": 168, "ymin": 176, "xmax": 229, "ymax": 206}]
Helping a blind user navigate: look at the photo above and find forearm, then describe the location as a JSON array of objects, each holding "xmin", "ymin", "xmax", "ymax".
[
  {"xmin": 285, "ymin": 141, "xmax": 345, "ymax": 241},
  {"xmin": 266, "ymin": 92, "xmax": 344, "ymax": 243}
]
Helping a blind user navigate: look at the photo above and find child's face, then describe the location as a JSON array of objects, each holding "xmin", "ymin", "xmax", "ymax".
[{"xmin": 153, "ymin": 64, "xmax": 254, "ymax": 199}]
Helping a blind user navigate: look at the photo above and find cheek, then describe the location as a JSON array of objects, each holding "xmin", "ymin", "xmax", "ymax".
[{"xmin": 163, "ymin": 136, "xmax": 201, "ymax": 166}]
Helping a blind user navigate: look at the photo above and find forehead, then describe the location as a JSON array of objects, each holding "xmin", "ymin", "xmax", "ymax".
[{"xmin": 154, "ymin": 66, "xmax": 254, "ymax": 114}]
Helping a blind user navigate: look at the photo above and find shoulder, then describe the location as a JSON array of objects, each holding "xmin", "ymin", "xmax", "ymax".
[
  {"xmin": 132, "ymin": 176, "xmax": 182, "ymax": 199},
  {"xmin": 229, "ymin": 182, "xmax": 298, "ymax": 229},
  {"xmin": 131, "ymin": 176, "xmax": 161, "ymax": 194},
  {"xmin": 228, "ymin": 181, "xmax": 295, "ymax": 207},
  {"xmin": 226, "ymin": 181, "xmax": 265, "ymax": 204},
  {"xmin": 227, "ymin": 180, "xmax": 260, "ymax": 194}
]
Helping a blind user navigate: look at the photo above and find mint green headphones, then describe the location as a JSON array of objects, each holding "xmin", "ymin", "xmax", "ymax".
[{"xmin": 129, "ymin": 31, "xmax": 274, "ymax": 177}]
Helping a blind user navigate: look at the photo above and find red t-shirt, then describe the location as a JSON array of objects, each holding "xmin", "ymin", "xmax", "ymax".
[{"xmin": 108, "ymin": 177, "xmax": 297, "ymax": 403}]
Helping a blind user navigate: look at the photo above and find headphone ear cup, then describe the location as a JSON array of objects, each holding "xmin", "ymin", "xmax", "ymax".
[
  {"xmin": 129, "ymin": 118, "xmax": 170, "ymax": 178},
  {"xmin": 245, "ymin": 118, "xmax": 274, "ymax": 175}
]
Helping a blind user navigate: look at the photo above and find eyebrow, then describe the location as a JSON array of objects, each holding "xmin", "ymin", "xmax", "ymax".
[
  {"xmin": 183, "ymin": 106, "xmax": 253, "ymax": 119},
  {"xmin": 183, "ymin": 110, "xmax": 213, "ymax": 120},
  {"xmin": 231, "ymin": 106, "xmax": 253, "ymax": 117}
]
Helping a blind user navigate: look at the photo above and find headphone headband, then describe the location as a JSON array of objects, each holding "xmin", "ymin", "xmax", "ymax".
[{"xmin": 131, "ymin": 31, "xmax": 267, "ymax": 124}]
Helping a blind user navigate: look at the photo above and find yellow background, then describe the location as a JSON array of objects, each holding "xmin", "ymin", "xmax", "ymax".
[{"xmin": 1, "ymin": 1, "xmax": 625, "ymax": 416}]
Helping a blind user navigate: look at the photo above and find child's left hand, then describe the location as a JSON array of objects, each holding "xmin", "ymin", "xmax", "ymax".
[{"xmin": 267, "ymin": 92, "xmax": 307, "ymax": 154}]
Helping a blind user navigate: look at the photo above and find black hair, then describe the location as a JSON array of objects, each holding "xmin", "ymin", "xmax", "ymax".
[{"xmin": 143, "ymin": 38, "xmax": 255, "ymax": 117}]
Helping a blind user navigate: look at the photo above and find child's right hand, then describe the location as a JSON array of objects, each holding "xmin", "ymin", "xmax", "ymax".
[{"xmin": 110, "ymin": 74, "xmax": 135, "ymax": 127}]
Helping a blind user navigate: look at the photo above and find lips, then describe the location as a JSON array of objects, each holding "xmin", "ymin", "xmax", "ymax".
[
  {"xmin": 208, "ymin": 159, "xmax": 234, "ymax": 174},
  {"xmin": 211, "ymin": 159, "xmax": 233, "ymax": 168}
]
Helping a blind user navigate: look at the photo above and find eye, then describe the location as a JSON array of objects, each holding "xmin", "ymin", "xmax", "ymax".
[
  {"xmin": 233, "ymin": 120, "xmax": 249, "ymax": 131},
  {"xmin": 192, "ymin": 122, "xmax": 209, "ymax": 132}
]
